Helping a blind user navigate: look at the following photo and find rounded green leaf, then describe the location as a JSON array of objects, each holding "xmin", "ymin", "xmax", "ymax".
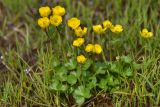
[
  {"xmin": 67, "ymin": 74, "xmax": 77, "ymax": 85},
  {"xmin": 82, "ymin": 59, "xmax": 93, "ymax": 71}
]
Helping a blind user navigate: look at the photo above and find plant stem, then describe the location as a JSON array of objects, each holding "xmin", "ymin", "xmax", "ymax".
[
  {"xmin": 56, "ymin": 27, "xmax": 67, "ymax": 62},
  {"xmin": 55, "ymin": 91, "xmax": 61, "ymax": 107},
  {"xmin": 45, "ymin": 28, "xmax": 50, "ymax": 38},
  {"xmin": 108, "ymin": 34, "xmax": 112, "ymax": 61},
  {"xmin": 98, "ymin": 35, "xmax": 107, "ymax": 64},
  {"xmin": 102, "ymin": 51, "xmax": 107, "ymax": 63},
  {"xmin": 91, "ymin": 32, "xmax": 95, "ymax": 61}
]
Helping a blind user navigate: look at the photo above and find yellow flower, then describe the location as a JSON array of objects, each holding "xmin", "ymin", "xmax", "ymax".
[
  {"xmin": 85, "ymin": 44, "xmax": 94, "ymax": 52},
  {"xmin": 77, "ymin": 55, "xmax": 87, "ymax": 64},
  {"xmin": 93, "ymin": 44, "xmax": 102, "ymax": 54},
  {"xmin": 111, "ymin": 25, "xmax": 123, "ymax": 33},
  {"xmin": 50, "ymin": 15, "xmax": 62, "ymax": 26},
  {"xmin": 38, "ymin": 17, "xmax": 50, "ymax": 28},
  {"xmin": 140, "ymin": 28, "xmax": 153, "ymax": 38},
  {"xmin": 68, "ymin": 17, "xmax": 80, "ymax": 29},
  {"xmin": 73, "ymin": 38, "xmax": 84, "ymax": 47},
  {"xmin": 39, "ymin": 6, "xmax": 51, "ymax": 17},
  {"xmin": 147, "ymin": 32, "xmax": 153, "ymax": 37},
  {"xmin": 75, "ymin": 27, "xmax": 87, "ymax": 37},
  {"xmin": 93, "ymin": 25, "xmax": 106, "ymax": 34},
  {"xmin": 52, "ymin": 6, "xmax": 65, "ymax": 16},
  {"xmin": 103, "ymin": 20, "xmax": 113, "ymax": 29}
]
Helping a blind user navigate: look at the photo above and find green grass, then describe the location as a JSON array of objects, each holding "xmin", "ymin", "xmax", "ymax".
[{"xmin": 0, "ymin": 0, "xmax": 160, "ymax": 106}]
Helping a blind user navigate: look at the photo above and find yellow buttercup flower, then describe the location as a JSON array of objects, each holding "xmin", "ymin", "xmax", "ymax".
[
  {"xmin": 103, "ymin": 20, "xmax": 113, "ymax": 29},
  {"xmin": 147, "ymin": 32, "xmax": 153, "ymax": 37},
  {"xmin": 140, "ymin": 28, "xmax": 153, "ymax": 38},
  {"xmin": 38, "ymin": 17, "xmax": 50, "ymax": 28},
  {"xmin": 111, "ymin": 25, "xmax": 123, "ymax": 33},
  {"xmin": 75, "ymin": 27, "xmax": 87, "ymax": 37},
  {"xmin": 85, "ymin": 44, "xmax": 94, "ymax": 52},
  {"xmin": 77, "ymin": 55, "xmax": 87, "ymax": 64},
  {"xmin": 52, "ymin": 6, "xmax": 65, "ymax": 16},
  {"xmin": 73, "ymin": 38, "xmax": 84, "ymax": 47},
  {"xmin": 68, "ymin": 17, "xmax": 80, "ymax": 29},
  {"xmin": 50, "ymin": 15, "xmax": 62, "ymax": 26},
  {"xmin": 73, "ymin": 40, "xmax": 80, "ymax": 47},
  {"xmin": 39, "ymin": 6, "xmax": 51, "ymax": 17},
  {"xmin": 140, "ymin": 29, "xmax": 148, "ymax": 36},
  {"xmin": 85, "ymin": 44, "xmax": 102, "ymax": 54},
  {"xmin": 93, "ymin": 25, "xmax": 106, "ymax": 34},
  {"xmin": 93, "ymin": 44, "xmax": 103, "ymax": 54}
]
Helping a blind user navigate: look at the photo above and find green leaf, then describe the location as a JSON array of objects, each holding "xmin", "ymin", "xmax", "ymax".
[
  {"xmin": 113, "ymin": 79, "xmax": 120, "ymax": 86},
  {"xmin": 53, "ymin": 58, "xmax": 60, "ymax": 67},
  {"xmin": 121, "ymin": 56, "xmax": 132, "ymax": 64},
  {"xmin": 55, "ymin": 65, "xmax": 67, "ymax": 73},
  {"xmin": 68, "ymin": 87, "xmax": 74, "ymax": 93},
  {"xmin": 112, "ymin": 38, "xmax": 121, "ymax": 45},
  {"xmin": 94, "ymin": 62, "xmax": 107, "ymax": 74},
  {"xmin": 98, "ymin": 79, "xmax": 108, "ymax": 90},
  {"xmin": 74, "ymin": 96, "xmax": 85, "ymax": 105},
  {"xmin": 87, "ymin": 77, "xmax": 97, "ymax": 89},
  {"xmin": 111, "ymin": 86, "xmax": 120, "ymax": 92},
  {"xmin": 55, "ymin": 66, "xmax": 67, "ymax": 81},
  {"xmin": 49, "ymin": 80, "xmax": 68, "ymax": 92},
  {"xmin": 73, "ymin": 86, "xmax": 91, "ymax": 98},
  {"xmin": 133, "ymin": 62, "xmax": 141, "ymax": 70},
  {"xmin": 48, "ymin": 25, "xmax": 55, "ymax": 37},
  {"xmin": 60, "ymin": 84, "xmax": 68, "ymax": 92},
  {"xmin": 123, "ymin": 68, "xmax": 133, "ymax": 77},
  {"xmin": 76, "ymin": 66, "xmax": 82, "ymax": 78},
  {"xmin": 110, "ymin": 63, "xmax": 119, "ymax": 73},
  {"xmin": 82, "ymin": 59, "xmax": 93, "ymax": 71},
  {"xmin": 67, "ymin": 74, "xmax": 77, "ymax": 85},
  {"xmin": 57, "ymin": 24, "xmax": 65, "ymax": 33},
  {"xmin": 65, "ymin": 58, "xmax": 77, "ymax": 70},
  {"xmin": 107, "ymin": 76, "xmax": 114, "ymax": 86},
  {"xmin": 49, "ymin": 80, "xmax": 59, "ymax": 90}
]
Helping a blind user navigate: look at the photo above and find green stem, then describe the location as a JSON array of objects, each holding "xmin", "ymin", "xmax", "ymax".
[
  {"xmin": 108, "ymin": 34, "xmax": 112, "ymax": 61},
  {"xmin": 102, "ymin": 51, "xmax": 107, "ymax": 63},
  {"xmin": 98, "ymin": 35, "xmax": 107, "ymax": 64},
  {"xmin": 55, "ymin": 91, "xmax": 61, "ymax": 107},
  {"xmin": 45, "ymin": 28, "xmax": 50, "ymax": 38},
  {"xmin": 92, "ymin": 32, "xmax": 94, "ymax": 44},
  {"xmin": 56, "ymin": 27, "xmax": 67, "ymax": 62},
  {"xmin": 80, "ymin": 64, "xmax": 84, "ymax": 85},
  {"xmin": 91, "ymin": 32, "xmax": 95, "ymax": 61},
  {"xmin": 77, "ymin": 64, "xmax": 83, "ymax": 86}
]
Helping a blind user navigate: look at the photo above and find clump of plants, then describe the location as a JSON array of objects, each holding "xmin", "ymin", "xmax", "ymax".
[{"xmin": 37, "ymin": 5, "xmax": 153, "ymax": 106}]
